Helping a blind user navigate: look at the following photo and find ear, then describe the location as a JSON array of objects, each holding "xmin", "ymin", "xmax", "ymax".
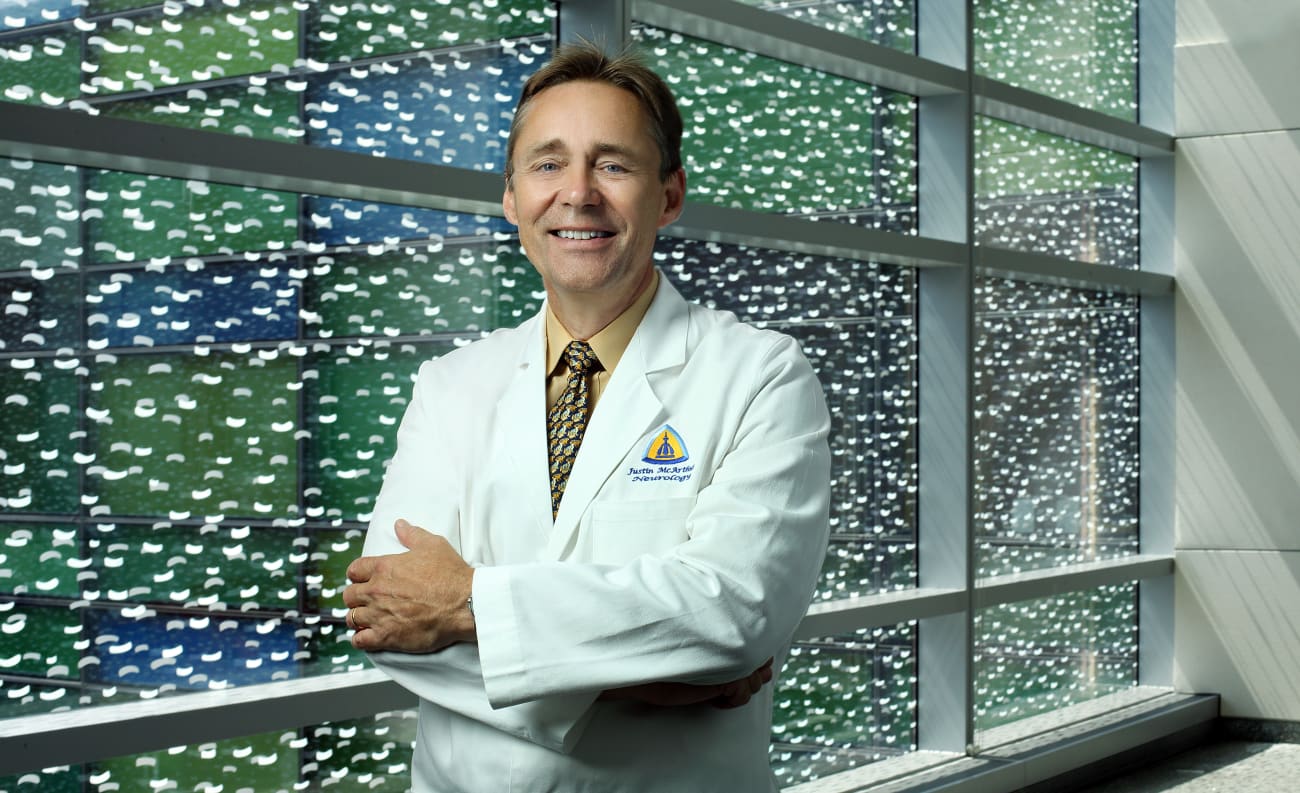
[
  {"xmin": 502, "ymin": 183, "xmax": 518, "ymax": 226},
  {"xmin": 657, "ymin": 168, "xmax": 686, "ymax": 229}
]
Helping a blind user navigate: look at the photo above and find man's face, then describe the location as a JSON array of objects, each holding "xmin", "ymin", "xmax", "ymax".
[{"xmin": 503, "ymin": 80, "xmax": 685, "ymax": 305}]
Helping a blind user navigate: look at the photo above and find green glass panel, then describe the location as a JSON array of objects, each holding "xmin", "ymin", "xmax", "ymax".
[
  {"xmin": 772, "ymin": 624, "xmax": 916, "ymax": 785},
  {"xmin": 308, "ymin": 0, "xmax": 551, "ymax": 62},
  {"xmin": 306, "ymin": 527, "xmax": 364, "ymax": 613},
  {"xmin": 85, "ymin": 352, "xmax": 299, "ymax": 519},
  {"xmin": 0, "ymin": 273, "xmax": 80, "ymax": 352},
  {"xmin": 86, "ymin": 171, "xmax": 297, "ymax": 263},
  {"xmin": 0, "ymin": 158, "xmax": 80, "ymax": 273},
  {"xmin": 974, "ymin": 584, "xmax": 1137, "ymax": 731},
  {"xmin": 975, "ymin": 117, "xmax": 1137, "ymax": 269},
  {"xmin": 302, "ymin": 711, "xmax": 417, "ymax": 790},
  {"xmin": 0, "ymin": 605, "xmax": 80, "ymax": 678},
  {"xmin": 0, "ymin": 359, "xmax": 80, "ymax": 514},
  {"xmin": 0, "ymin": 523, "xmax": 80, "ymax": 598},
  {"xmin": 0, "ymin": 765, "xmax": 81, "ymax": 792},
  {"xmin": 304, "ymin": 344, "xmax": 438, "ymax": 522},
  {"xmin": 92, "ymin": 728, "xmax": 299, "ymax": 791},
  {"xmin": 100, "ymin": 82, "xmax": 303, "ymax": 143},
  {"xmin": 302, "ymin": 616, "xmax": 367, "ymax": 676},
  {"xmin": 974, "ymin": 277, "xmax": 1139, "ymax": 577},
  {"xmin": 86, "ymin": 1, "xmax": 299, "ymax": 96},
  {"xmin": 974, "ymin": 0, "xmax": 1137, "ymax": 121},
  {"xmin": 0, "ymin": 31, "xmax": 80, "ymax": 106},
  {"xmin": 636, "ymin": 26, "xmax": 916, "ymax": 227},
  {"xmin": 734, "ymin": 0, "xmax": 915, "ymax": 52},
  {"xmin": 304, "ymin": 243, "xmax": 543, "ymax": 338},
  {"xmin": 89, "ymin": 523, "xmax": 300, "ymax": 609}
]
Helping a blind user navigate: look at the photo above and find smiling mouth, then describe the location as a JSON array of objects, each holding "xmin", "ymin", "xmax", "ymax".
[{"xmin": 552, "ymin": 230, "xmax": 614, "ymax": 240}]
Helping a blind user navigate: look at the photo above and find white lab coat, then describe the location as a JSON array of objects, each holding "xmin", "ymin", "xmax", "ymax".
[{"xmin": 362, "ymin": 274, "xmax": 831, "ymax": 792}]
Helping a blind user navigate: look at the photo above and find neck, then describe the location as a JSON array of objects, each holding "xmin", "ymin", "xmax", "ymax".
[{"xmin": 547, "ymin": 267, "xmax": 656, "ymax": 341}]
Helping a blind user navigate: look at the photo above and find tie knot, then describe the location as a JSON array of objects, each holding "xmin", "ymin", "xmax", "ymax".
[{"xmin": 564, "ymin": 340, "xmax": 600, "ymax": 376}]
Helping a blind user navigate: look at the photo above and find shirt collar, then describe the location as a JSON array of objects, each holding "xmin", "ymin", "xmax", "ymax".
[{"xmin": 545, "ymin": 269, "xmax": 659, "ymax": 376}]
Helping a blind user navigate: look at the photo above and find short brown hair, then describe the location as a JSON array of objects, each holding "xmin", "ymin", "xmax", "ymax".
[{"xmin": 503, "ymin": 41, "xmax": 683, "ymax": 187}]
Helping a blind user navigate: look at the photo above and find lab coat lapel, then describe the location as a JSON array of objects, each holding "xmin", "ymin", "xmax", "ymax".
[
  {"xmin": 495, "ymin": 315, "xmax": 553, "ymax": 539},
  {"xmin": 545, "ymin": 276, "xmax": 692, "ymax": 559}
]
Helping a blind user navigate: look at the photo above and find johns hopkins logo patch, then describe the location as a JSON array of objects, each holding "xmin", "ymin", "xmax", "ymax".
[
  {"xmin": 627, "ymin": 425, "xmax": 695, "ymax": 483},
  {"xmin": 643, "ymin": 425, "xmax": 689, "ymax": 465}
]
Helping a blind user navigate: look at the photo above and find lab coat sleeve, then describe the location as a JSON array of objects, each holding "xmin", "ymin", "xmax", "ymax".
[
  {"xmin": 474, "ymin": 332, "xmax": 831, "ymax": 708},
  {"xmin": 359, "ymin": 359, "xmax": 597, "ymax": 753}
]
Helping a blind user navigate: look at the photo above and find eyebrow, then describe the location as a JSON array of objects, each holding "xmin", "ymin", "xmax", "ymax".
[{"xmin": 523, "ymin": 139, "xmax": 643, "ymax": 162}]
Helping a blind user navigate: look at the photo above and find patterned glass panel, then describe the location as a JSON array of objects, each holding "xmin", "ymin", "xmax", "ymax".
[
  {"xmin": 975, "ymin": 584, "xmax": 1138, "ymax": 731},
  {"xmin": 974, "ymin": 276, "xmax": 1139, "ymax": 577},
  {"xmin": 974, "ymin": 0, "xmax": 1137, "ymax": 121},
  {"xmin": 634, "ymin": 25, "xmax": 917, "ymax": 229},
  {"xmin": 0, "ymin": 158, "xmax": 527, "ymax": 717},
  {"xmin": 975, "ymin": 116, "xmax": 1138, "ymax": 269},
  {"xmin": 0, "ymin": 710, "xmax": 418, "ymax": 791},
  {"xmin": 734, "ymin": 0, "xmax": 916, "ymax": 52},
  {"xmin": 772, "ymin": 623, "xmax": 916, "ymax": 786},
  {"xmin": 657, "ymin": 239, "xmax": 917, "ymax": 783},
  {"xmin": 0, "ymin": 0, "xmax": 552, "ymax": 170},
  {"xmin": 659, "ymin": 241, "xmax": 917, "ymax": 599}
]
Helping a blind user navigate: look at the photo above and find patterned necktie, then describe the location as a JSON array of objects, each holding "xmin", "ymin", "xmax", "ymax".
[{"xmin": 548, "ymin": 340, "xmax": 602, "ymax": 519}]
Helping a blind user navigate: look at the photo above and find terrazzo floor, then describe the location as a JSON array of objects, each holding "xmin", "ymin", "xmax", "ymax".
[{"xmin": 1076, "ymin": 740, "xmax": 1300, "ymax": 792}]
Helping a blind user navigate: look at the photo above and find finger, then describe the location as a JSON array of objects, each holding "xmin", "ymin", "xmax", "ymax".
[
  {"xmin": 341, "ymin": 582, "xmax": 366, "ymax": 609},
  {"xmin": 346, "ymin": 556, "xmax": 374, "ymax": 584}
]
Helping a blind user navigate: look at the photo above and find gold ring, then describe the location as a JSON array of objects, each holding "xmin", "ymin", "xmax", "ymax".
[{"xmin": 347, "ymin": 607, "xmax": 356, "ymax": 629}]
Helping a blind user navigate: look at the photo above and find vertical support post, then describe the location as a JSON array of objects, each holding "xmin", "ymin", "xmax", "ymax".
[
  {"xmin": 916, "ymin": 0, "xmax": 976, "ymax": 755},
  {"xmin": 557, "ymin": 0, "xmax": 630, "ymax": 51},
  {"xmin": 1137, "ymin": 0, "xmax": 1176, "ymax": 688}
]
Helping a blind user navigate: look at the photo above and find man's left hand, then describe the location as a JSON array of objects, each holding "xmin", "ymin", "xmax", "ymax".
[{"xmin": 343, "ymin": 519, "xmax": 475, "ymax": 653}]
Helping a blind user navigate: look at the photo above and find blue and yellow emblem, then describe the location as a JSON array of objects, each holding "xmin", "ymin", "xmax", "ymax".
[{"xmin": 642, "ymin": 425, "xmax": 689, "ymax": 465}]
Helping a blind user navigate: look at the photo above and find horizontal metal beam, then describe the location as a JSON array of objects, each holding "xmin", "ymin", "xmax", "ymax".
[
  {"xmin": 975, "ymin": 78, "xmax": 1174, "ymax": 159},
  {"xmin": 632, "ymin": 0, "xmax": 967, "ymax": 97},
  {"xmin": 0, "ymin": 669, "xmax": 417, "ymax": 776},
  {"xmin": 785, "ymin": 690, "xmax": 1217, "ymax": 793},
  {"xmin": 795, "ymin": 587, "xmax": 967, "ymax": 639},
  {"xmin": 974, "ymin": 555, "xmax": 1174, "ymax": 610},
  {"xmin": 0, "ymin": 101, "xmax": 506, "ymax": 217},
  {"xmin": 666, "ymin": 202, "xmax": 968, "ymax": 268},
  {"xmin": 974, "ymin": 246, "xmax": 1175, "ymax": 297}
]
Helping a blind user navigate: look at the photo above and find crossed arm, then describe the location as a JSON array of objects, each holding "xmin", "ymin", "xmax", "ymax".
[{"xmin": 343, "ymin": 518, "xmax": 775, "ymax": 709}]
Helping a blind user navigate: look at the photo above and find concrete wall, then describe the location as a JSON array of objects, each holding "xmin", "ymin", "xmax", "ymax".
[{"xmin": 1174, "ymin": 0, "xmax": 1300, "ymax": 720}]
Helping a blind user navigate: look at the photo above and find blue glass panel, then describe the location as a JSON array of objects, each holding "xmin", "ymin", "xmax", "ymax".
[
  {"xmin": 305, "ymin": 43, "xmax": 546, "ymax": 171},
  {"xmin": 304, "ymin": 196, "xmax": 512, "ymax": 247},
  {"xmin": 85, "ymin": 610, "xmax": 300, "ymax": 689},
  {"xmin": 0, "ymin": 0, "xmax": 79, "ymax": 31},
  {"xmin": 87, "ymin": 263, "xmax": 299, "ymax": 347}
]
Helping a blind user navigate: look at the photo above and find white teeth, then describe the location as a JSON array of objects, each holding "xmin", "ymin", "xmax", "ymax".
[{"xmin": 555, "ymin": 230, "xmax": 610, "ymax": 240}]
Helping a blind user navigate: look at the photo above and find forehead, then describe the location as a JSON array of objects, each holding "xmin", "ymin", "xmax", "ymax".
[{"xmin": 514, "ymin": 80, "xmax": 655, "ymax": 152}]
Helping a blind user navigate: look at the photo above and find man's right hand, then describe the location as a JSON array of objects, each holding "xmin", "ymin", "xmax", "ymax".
[{"xmin": 598, "ymin": 657, "xmax": 774, "ymax": 710}]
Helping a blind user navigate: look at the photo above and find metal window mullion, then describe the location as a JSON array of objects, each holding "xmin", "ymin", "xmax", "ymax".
[
  {"xmin": 557, "ymin": 0, "xmax": 631, "ymax": 49},
  {"xmin": 1136, "ymin": 0, "xmax": 1176, "ymax": 689},
  {"xmin": 916, "ymin": 0, "xmax": 974, "ymax": 757}
]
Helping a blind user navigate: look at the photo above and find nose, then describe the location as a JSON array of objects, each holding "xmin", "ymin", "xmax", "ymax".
[{"xmin": 562, "ymin": 168, "xmax": 601, "ymax": 208}]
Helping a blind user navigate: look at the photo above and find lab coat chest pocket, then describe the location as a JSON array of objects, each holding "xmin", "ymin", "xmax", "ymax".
[{"xmin": 589, "ymin": 497, "xmax": 695, "ymax": 565}]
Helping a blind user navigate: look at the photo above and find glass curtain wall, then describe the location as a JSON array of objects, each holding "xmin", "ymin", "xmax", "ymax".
[{"xmin": 0, "ymin": 0, "xmax": 1169, "ymax": 790}]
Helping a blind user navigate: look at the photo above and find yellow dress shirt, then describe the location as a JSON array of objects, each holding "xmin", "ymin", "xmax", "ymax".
[{"xmin": 544, "ymin": 270, "xmax": 659, "ymax": 412}]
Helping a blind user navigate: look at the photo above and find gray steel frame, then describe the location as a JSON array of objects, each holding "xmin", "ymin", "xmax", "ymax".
[{"xmin": 0, "ymin": 0, "xmax": 1181, "ymax": 786}]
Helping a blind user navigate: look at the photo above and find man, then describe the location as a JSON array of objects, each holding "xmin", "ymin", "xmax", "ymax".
[{"xmin": 342, "ymin": 42, "xmax": 831, "ymax": 791}]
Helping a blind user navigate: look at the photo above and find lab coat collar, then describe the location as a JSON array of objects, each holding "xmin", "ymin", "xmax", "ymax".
[
  {"xmin": 551, "ymin": 273, "xmax": 692, "ymax": 557},
  {"xmin": 495, "ymin": 273, "xmax": 691, "ymax": 553}
]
